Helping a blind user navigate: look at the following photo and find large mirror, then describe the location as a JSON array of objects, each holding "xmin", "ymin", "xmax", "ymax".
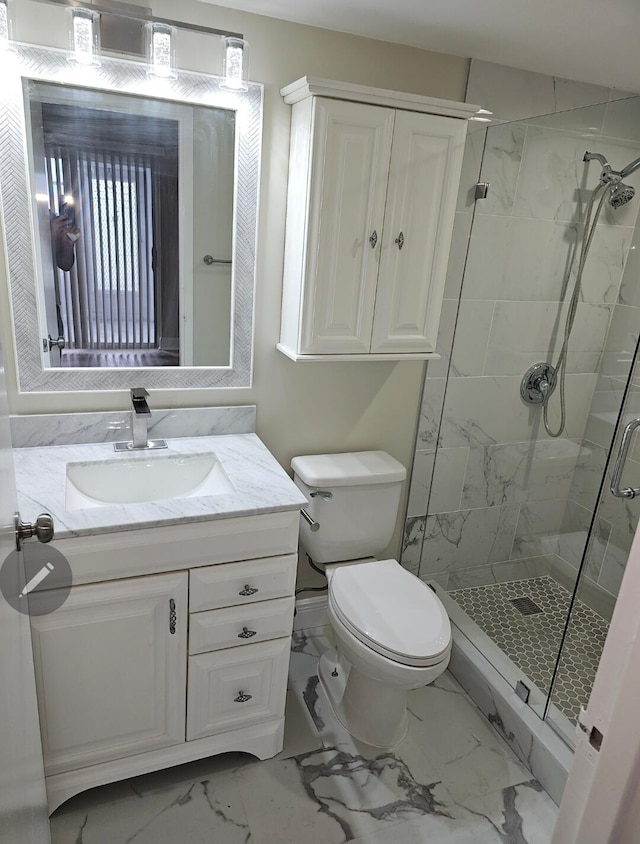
[{"xmin": 0, "ymin": 43, "xmax": 262, "ymax": 391}]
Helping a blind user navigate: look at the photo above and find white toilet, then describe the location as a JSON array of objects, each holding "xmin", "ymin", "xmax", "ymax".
[{"xmin": 291, "ymin": 450, "xmax": 451, "ymax": 748}]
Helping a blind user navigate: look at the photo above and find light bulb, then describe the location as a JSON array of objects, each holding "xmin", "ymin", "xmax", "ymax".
[
  {"xmin": 70, "ymin": 9, "xmax": 101, "ymax": 67},
  {"xmin": 146, "ymin": 22, "xmax": 176, "ymax": 79},
  {"xmin": 222, "ymin": 36, "xmax": 249, "ymax": 92}
]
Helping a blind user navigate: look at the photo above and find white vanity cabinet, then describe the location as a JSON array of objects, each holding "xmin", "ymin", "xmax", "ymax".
[
  {"xmin": 278, "ymin": 78, "xmax": 477, "ymax": 361},
  {"xmin": 29, "ymin": 572, "xmax": 188, "ymax": 776},
  {"xmin": 29, "ymin": 510, "xmax": 300, "ymax": 814}
]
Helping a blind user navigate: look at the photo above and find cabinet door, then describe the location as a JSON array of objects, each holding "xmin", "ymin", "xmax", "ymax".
[
  {"xmin": 300, "ymin": 98, "xmax": 395, "ymax": 354},
  {"xmin": 370, "ymin": 111, "xmax": 467, "ymax": 353},
  {"xmin": 187, "ymin": 638, "xmax": 290, "ymax": 741},
  {"xmin": 30, "ymin": 572, "xmax": 188, "ymax": 775}
]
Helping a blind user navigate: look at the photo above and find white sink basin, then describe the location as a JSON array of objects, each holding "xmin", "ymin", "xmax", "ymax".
[{"xmin": 65, "ymin": 451, "xmax": 234, "ymax": 510}]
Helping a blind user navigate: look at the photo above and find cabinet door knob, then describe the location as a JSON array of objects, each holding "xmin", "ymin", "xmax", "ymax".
[
  {"xmin": 239, "ymin": 585, "xmax": 259, "ymax": 596},
  {"xmin": 238, "ymin": 626, "xmax": 257, "ymax": 639},
  {"xmin": 395, "ymin": 231, "xmax": 405, "ymax": 250},
  {"xmin": 369, "ymin": 230, "xmax": 378, "ymax": 249},
  {"xmin": 234, "ymin": 691, "xmax": 253, "ymax": 703},
  {"xmin": 169, "ymin": 598, "xmax": 176, "ymax": 634}
]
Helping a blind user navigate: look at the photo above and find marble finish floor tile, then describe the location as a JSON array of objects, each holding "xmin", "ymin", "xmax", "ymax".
[
  {"xmin": 450, "ymin": 576, "xmax": 609, "ymax": 723},
  {"xmin": 50, "ymin": 761, "xmax": 253, "ymax": 843},
  {"xmin": 50, "ymin": 624, "xmax": 557, "ymax": 844}
]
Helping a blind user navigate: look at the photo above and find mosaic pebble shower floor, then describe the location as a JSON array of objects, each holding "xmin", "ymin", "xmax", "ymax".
[{"xmin": 449, "ymin": 576, "xmax": 609, "ymax": 723}]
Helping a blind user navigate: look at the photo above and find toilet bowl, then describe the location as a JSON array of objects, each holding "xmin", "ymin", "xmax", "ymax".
[
  {"xmin": 291, "ymin": 450, "xmax": 452, "ymax": 748},
  {"xmin": 319, "ymin": 558, "xmax": 451, "ymax": 746}
]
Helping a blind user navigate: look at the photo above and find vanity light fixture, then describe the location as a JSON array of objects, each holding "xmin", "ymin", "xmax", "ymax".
[
  {"xmin": 0, "ymin": 0, "xmax": 12, "ymax": 50},
  {"xmin": 69, "ymin": 7, "xmax": 101, "ymax": 67},
  {"xmin": 146, "ymin": 21, "xmax": 176, "ymax": 79},
  {"xmin": 221, "ymin": 36, "xmax": 249, "ymax": 91}
]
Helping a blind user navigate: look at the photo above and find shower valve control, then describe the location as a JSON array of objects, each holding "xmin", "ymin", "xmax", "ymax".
[{"xmin": 520, "ymin": 362, "xmax": 556, "ymax": 406}]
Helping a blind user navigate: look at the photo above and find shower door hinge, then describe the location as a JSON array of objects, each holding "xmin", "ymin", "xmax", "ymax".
[
  {"xmin": 515, "ymin": 680, "xmax": 530, "ymax": 703},
  {"xmin": 475, "ymin": 181, "xmax": 490, "ymax": 200},
  {"xmin": 577, "ymin": 707, "xmax": 604, "ymax": 752}
]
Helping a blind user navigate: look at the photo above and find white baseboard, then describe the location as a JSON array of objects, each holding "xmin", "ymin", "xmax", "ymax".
[{"xmin": 294, "ymin": 595, "xmax": 328, "ymax": 630}]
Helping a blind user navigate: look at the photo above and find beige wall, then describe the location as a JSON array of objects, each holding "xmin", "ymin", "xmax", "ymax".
[{"xmin": 6, "ymin": 1, "xmax": 468, "ymax": 576}]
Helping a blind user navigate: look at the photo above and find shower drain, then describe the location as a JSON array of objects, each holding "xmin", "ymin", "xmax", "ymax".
[{"xmin": 509, "ymin": 596, "xmax": 543, "ymax": 616}]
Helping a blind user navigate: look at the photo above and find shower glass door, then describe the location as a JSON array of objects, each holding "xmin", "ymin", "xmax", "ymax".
[{"xmin": 427, "ymin": 93, "xmax": 640, "ymax": 747}]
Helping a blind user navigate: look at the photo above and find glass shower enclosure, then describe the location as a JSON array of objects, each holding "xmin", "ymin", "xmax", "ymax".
[{"xmin": 408, "ymin": 93, "xmax": 640, "ymax": 748}]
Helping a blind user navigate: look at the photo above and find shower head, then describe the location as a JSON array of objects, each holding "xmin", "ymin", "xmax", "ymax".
[
  {"xmin": 584, "ymin": 150, "xmax": 639, "ymax": 209},
  {"xmin": 609, "ymin": 181, "xmax": 636, "ymax": 208}
]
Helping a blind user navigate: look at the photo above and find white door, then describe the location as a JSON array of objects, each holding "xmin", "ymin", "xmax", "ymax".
[
  {"xmin": 552, "ymin": 516, "xmax": 640, "ymax": 843},
  {"xmin": 370, "ymin": 111, "xmax": 466, "ymax": 353},
  {"xmin": 300, "ymin": 98, "xmax": 395, "ymax": 354},
  {"xmin": 0, "ymin": 332, "xmax": 50, "ymax": 841},
  {"xmin": 29, "ymin": 572, "xmax": 188, "ymax": 775}
]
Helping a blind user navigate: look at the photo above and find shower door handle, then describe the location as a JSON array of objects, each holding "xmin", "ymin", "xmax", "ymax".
[{"xmin": 610, "ymin": 417, "xmax": 640, "ymax": 498}]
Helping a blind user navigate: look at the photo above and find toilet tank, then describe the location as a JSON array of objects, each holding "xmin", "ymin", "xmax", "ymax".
[{"xmin": 291, "ymin": 451, "xmax": 406, "ymax": 563}]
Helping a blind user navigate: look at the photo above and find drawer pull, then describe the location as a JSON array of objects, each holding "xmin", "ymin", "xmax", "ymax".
[
  {"xmin": 169, "ymin": 598, "xmax": 176, "ymax": 635},
  {"xmin": 239, "ymin": 585, "xmax": 259, "ymax": 596},
  {"xmin": 238, "ymin": 626, "xmax": 257, "ymax": 639},
  {"xmin": 234, "ymin": 690, "xmax": 253, "ymax": 703}
]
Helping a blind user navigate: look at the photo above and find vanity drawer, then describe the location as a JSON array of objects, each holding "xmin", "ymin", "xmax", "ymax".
[
  {"xmin": 189, "ymin": 554, "xmax": 297, "ymax": 612},
  {"xmin": 186, "ymin": 638, "xmax": 290, "ymax": 741},
  {"xmin": 189, "ymin": 596, "xmax": 295, "ymax": 655}
]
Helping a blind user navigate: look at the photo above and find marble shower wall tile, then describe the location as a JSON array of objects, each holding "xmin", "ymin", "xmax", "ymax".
[
  {"xmin": 461, "ymin": 439, "xmax": 580, "ymax": 510},
  {"xmin": 443, "ymin": 211, "xmax": 474, "ymax": 300},
  {"xmin": 406, "ymin": 450, "xmax": 435, "ymax": 518},
  {"xmin": 597, "ymin": 456, "xmax": 640, "ymax": 531},
  {"xmin": 418, "ymin": 504, "xmax": 519, "ymax": 575},
  {"xmin": 511, "ymin": 500, "xmax": 566, "ymax": 559},
  {"xmin": 439, "ymin": 373, "xmax": 596, "ymax": 448},
  {"xmin": 602, "ymin": 95, "xmax": 640, "ymax": 142},
  {"xmin": 466, "ymin": 60, "xmax": 612, "ymax": 123},
  {"xmin": 429, "ymin": 446, "xmax": 469, "ymax": 513},
  {"xmin": 445, "ymin": 555, "xmax": 554, "ymax": 590},
  {"xmin": 483, "ymin": 300, "xmax": 612, "ymax": 377},
  {"xmin": 512, "ymin": 126, "xmax": 640, "ymax": 227},
  {"xmin": 568, "ymin": 438, "xmax": 607, "ymax": 511},
  {"xmin": 401, "ymin": 515, "xmax": 425, "ymax": 575},
  {"xmin": 416, "ymin": 377, "xmax": 446, "ymax": 447},
  {"xmin": 10, "ymin": 406, "xmax": 257, "ymax": 447},
  {"xmin": 464, "ymin": 215, "xmax": 632, "ymax": 304},
  {"xmin": 456, "ymin": 125, "xmax": 486, "ymax": 213},
  {"xmin": 473, "ymin": 122, "xmax": 526, "ymax": 217},
  {"xmin": 600, "ymin": 304, "xmax": 640, "ymax": 380},
  {"xmin": 618, "ymin": 223, "xmax": 640, "ymax": 306},
  {"xmin": 556, "ymin": 499, "xmax": 610, "ymax": 577},
  {"xmin": 599, "ymin": 524, "xmax": 632, "ymax": 596},
  {"xmin": 448, "ymin": 300, "xmax": 495, "ymax": 377},
  {"xmin": 425, "ymin": 298, "xmax": 458, "ymax": 379}
]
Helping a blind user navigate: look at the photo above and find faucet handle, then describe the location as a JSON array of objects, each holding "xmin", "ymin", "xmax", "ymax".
[{"xmin": 131, "ymin": 387, "xmax": 149, "ymax": 400}]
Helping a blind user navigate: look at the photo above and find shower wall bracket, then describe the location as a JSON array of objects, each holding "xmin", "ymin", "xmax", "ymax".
[{"xmin": 520, "ymin": 362, "xmax": 556, "ymax": 405}]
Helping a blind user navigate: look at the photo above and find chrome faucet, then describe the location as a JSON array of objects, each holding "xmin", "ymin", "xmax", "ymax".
[
  {"xmin": 114, "ymin": 388, "xmax": 167, "ymax": 452},
  {"xmin": 131, "ymin": 387, "xmax": 151, "ymax": 449}
]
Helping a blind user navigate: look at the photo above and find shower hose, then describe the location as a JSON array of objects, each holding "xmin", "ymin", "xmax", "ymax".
[{"xmin": 543, "ymin": 182, "xmax": 609, "ymax": 437}]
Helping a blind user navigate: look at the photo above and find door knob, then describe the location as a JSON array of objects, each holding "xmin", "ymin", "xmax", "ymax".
[
  {"xmin": 15, "ymin": 513, "xmax": 54, "ymax": 551},
  {"xmin": 48, "ymin": 335, "xmax": 65, "ymax": 351}
]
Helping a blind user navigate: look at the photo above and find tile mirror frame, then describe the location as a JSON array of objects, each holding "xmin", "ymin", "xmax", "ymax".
[{"xmin": 0, "ymin": 43, "xmax": 263, "ymax": 392}]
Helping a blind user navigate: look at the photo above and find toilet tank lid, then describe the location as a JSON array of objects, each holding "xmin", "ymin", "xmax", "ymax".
[{"xmin": 291, "ymin": 451, "xmax": 406, "ymax": 487}]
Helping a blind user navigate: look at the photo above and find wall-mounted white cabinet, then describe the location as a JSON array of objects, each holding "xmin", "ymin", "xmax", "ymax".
[{"xmin": 278, "ymin": 78, "xmax": 478, "ymax": 361}]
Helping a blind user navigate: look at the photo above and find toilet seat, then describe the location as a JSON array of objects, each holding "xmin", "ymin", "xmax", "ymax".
[{"xmin": 329, "ymin": 559, "xmax": 451, "ymax": 668}]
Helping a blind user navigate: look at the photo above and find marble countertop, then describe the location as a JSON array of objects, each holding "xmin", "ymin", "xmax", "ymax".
[{"xmin": 14, "ymin": 434, "xmax": 308, "ymax": 539}]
